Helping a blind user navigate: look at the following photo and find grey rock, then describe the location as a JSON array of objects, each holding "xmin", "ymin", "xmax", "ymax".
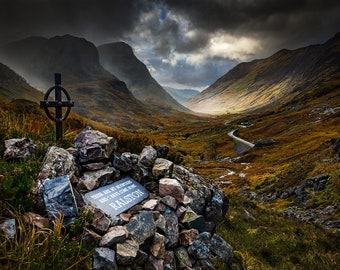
[
  {"xmin": 3, "ymin": 138, "xmax": 37, "ymax": 161},
  {"xmin": 78, "ymin": 167, "xmax": 116, "ymax": 191},
  {"xmin": 0, "ymin": 219, "xmax": 16, "ymax": 239},
  {"xmin": 113, "ymin": 154, "xmax": 132, "ymax": 172},
  {"xmin": 82, "ymin": 162, "xmax": 108, "ymax": 171},
  {"xmin": 175, "ymin": 247, "xmax": 192, "ymax": 268},
  {"xmin": 116, "ymin": 239, "xmax": 139, "ymax": 265},
  {"xmin": 147, "ymin": 255, "xmax": 164, "ymax": 270},
  {"xmin": 139, "ymin": 145, "xmax": 157, "ymax": 168},
  {"xmin": 180, "ymin": 207, "xmax": 206, "ymax": 233},
  {"xmin": 159, "ymin": 178, "xmax": 185, "ymax": 203},
  {"xmin": 150, "ymin": 232, "xmax": 166, "ymax": 259},
  {"xmin": 188, "ymin": 232, "xmax": 211, "ymax": 260},
  {"xmin": 91, "ymin": 208, "xmax": 111, "ymax": 234},
  {"xmin": 43, "ymin": 175, "xmax": 78, "ymax": 224},
  {"xmin": 161, "ymin": 195, "xmax": 178, "ymax": 209},
  {"xmin": 74, "ymin": 126, "xmax": 117, "ymax": 164},
  {"xmin": 211, "ymin": 234, "xmax": 234, "ymax": 264},
  {"xmin": 125, "ymin": 211, "xmax": 156, "ymax": 245},
  {"xmin": 304, "ymin": 174, "xmax": 329, "ymax": 191},
  {"xmin": 164, "ymin": 251, "xmax": 176, "ymax": 270},
  {"xmin": 100, "ymin": 226, "xmax": 128, "ymax": 247},
  {"xmin": 254, "ymin": 138, "xmax": 276, "ymax": 147},
  {"xmin": 152, "ymin": 158, "xmax": 173, "ymax": 179},
  {"xmin": 205, "ymin": 190, "xmax": 229, "ymax": 223},
  {"xmin": 155, "ymin": 213, "xmax": 167, "ymax": 233},
  {"xmin": 164, "ymin": 209, "xmax": 179, "ymax": 249},
  {"xmin": 142, "ymin": 199, "xmax": 159, "ymax": 210},
  {"xmin": 93, "ymin": 247, "xmax": 118, "ymax": 270},
  {"xmin": 185, "ymin": 189, "xmax": 206, "ymax": 215},
  {"xmin": 36, "ymin": 146, "xmax": 76, "ymax": 194},
  {"xmin": 179, "ymin": 229, "xmax": 199, "ymax": 246}
]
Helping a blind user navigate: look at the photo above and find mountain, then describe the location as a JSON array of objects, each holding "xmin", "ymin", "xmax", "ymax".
[
  {"xmin": 0, "ymin": 62, "xmax": 43, "ymax": 103},
  {"xmin": 164, "ymin": 87, "xmax": 200, "ymax": 104},
  {"xmin": 0, "ymin": 35, "xmax": 113, "ymax": 90},
  {"xmin": 98, "ymin": 42, "xmax": 191, "ymax": 113},
  {"xmin": 0, "ymin": 35, "xmax": 162, "ymax": 129},
  {"xmin": 185, "ymin": 32, "xmax": 340, "ymax": 114}
]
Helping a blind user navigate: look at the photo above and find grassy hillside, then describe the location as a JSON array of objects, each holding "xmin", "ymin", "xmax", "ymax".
[
  {"xmin": 186, "ymin": 32, "xmax": 340, "ymax": 114},
  {"xmin": 0, "ymin": 86, "xmax": 339, "ymax": 269}
]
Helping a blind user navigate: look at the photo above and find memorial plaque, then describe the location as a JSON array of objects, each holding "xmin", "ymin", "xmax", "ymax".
[{"xmin": 84, "ymin": 177, "xmax": 149, "ymax": 216}]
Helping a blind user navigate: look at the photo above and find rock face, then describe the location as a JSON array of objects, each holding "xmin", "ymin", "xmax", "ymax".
[
  {"xmin": 3, "ymin": 138, "xmax": 37, "ymax": 161},
  {"xmin": 3, "ymin": 127, "xmax": 233, "ymax": 269}
]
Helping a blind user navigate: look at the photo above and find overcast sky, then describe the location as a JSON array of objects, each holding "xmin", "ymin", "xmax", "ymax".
[{"xmin": 1, "ymin": 0, "xmax": 339, "ymax": 90}]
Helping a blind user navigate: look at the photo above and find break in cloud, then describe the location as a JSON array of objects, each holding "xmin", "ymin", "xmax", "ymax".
[{"xmin": 1, "ymin": 0, "xmax": 339, "ymax": 90}]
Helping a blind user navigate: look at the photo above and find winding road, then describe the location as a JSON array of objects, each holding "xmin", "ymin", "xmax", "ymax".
[{"xmin": 228, "ymin": 129, "xmax": 255, "ymax": 154}]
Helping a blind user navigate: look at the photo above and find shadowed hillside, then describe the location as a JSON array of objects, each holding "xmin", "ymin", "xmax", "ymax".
[
  {"xmin": 0, "ymin": 63, "xmax": 43, "ymax": 103},
  {"xmin": 98, "ymin": 42, "xmax": 191, "ymax": 113}
]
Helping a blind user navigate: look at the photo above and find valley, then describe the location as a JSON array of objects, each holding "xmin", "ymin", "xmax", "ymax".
[{"xmin": 0, "ymin": 32, "xmax": 339, "ymax": 269}]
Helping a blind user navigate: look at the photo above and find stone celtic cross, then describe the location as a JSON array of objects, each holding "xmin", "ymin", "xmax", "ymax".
[{"xmin": 40, "ymin": 73, "xmax": 74, "ymax": 145}]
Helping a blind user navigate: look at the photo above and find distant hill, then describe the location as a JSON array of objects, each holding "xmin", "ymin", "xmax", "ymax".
[
  {"xmin": 0, "ymin": 35, "xmax": 164, "ymax": 128},
  {"xmin": 185, "ymin": 32, "xmax": 340, "ymax": 114},
  {"xmin": 0, "ymin": 62, "xmax": 43, "ymax": 103},
  {"xmin": 164, "ymin": 87, "xmax": 200, "ymax": 104},
  {"xmin": 98, "ymin": 42, "xmax": 191, "ymax": 113}
]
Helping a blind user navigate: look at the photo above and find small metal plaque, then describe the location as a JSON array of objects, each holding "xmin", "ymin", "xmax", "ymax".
[{"xmin": 84, "ymin": 177, "xmax": 148, "ymax": 216}]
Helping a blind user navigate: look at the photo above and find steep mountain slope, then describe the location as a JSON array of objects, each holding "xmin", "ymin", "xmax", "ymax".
[
  {"xmin": 98, "ymin": 42, "xmax": 191, "ymax": 113},
  {"xmin": 186, "ymin": 32, "xmax": 340, "ymax": 114},
  {"xmin": 164, "ymin": 87, "xmax": 200, "ymax": 104},
  {"xmin": 0, "ymin": 35, "xmax": 161, "ymax": 128},
  {"xmin": 0, "ymin": 62, "xmax": 43, "ymax": 103}
]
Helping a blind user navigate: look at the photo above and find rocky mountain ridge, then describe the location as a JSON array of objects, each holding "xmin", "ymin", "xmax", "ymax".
[
  {"xmin": 185, "ymin": 32, "xmax": 340, "ymax": 114},
  {"xmin": 98, "ymin": 42, "xmax": 191, "ymax": 113}
]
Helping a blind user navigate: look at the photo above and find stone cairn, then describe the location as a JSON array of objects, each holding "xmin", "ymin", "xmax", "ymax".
[{"xmin": 2, "ymin": 126, "xmax": 234, "ymax": 269}]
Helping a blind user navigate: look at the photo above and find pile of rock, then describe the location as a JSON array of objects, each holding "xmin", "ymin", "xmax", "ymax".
[{"xmin": 2, "ymin": 126, "xmax": 234, "ymax": 269}]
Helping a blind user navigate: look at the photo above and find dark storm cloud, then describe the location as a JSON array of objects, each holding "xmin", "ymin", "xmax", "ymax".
[
  {"xmin": 158, "ymin": 0, "xmax": 340, "ymax": 55},
  {"xmin": 0, "ymin": 0, "xmax": 153, "ymax": 45},
  {"xmin": 0, "ymin": 0, "xmax": 339, "ymax": 89}
]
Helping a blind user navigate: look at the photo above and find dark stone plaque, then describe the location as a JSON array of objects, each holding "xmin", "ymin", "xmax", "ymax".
[{"xmin": 84, "ymin": 177, "xmax": 149, "ymax": 216}]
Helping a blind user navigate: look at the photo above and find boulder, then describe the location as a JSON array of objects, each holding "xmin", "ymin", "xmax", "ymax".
[
  {"xmin": 36, "ymin": 146, "xmax": 76, "ymax": 194},
  {"xmin": 152, "ymin": 158, "xmax": 173, "ymax": 179},
  {"xmin": 125, "ymin": 211, "xmax": 156, "ymax": 245},
  {"xmin": 3, "ymin": 138, "xmax": 37, "ymax": 161},
  {"xmin": 74, "ymin": 126, "xmax": 117, "ymax": 163},
  {"xmin": 77, "ymin": 167, "xmax": 117, "ymax": 191},
  {"xmin": 93, "ymin": 247, "xmax": 118, "ymax": 270},
  {"xmin": 175, "ymin": 247, "xmax": 192, "ymax": 268},
  {"xmin": 164, "ymin": 209, "xmax": 179, "ymax": 249},
  {"xmin": 159, "ymin": 178, "xmax": 185, "ymax": 203},
  {"xmin": 0, "ymin": 218, "xmax": 16, "ymax": 239},
  {"xmin": 43, "ymin": 175, "xmax": 78, "ymax": 224},
  {"xmin": 100, "ymin": 226, "xmax": 128, "ymax": 247},
  {"xmin": 139, "ymin": 145, "xmax": 157, "ymax": 168},
  {"xmin": 210, "ymin": 234, "xmax": 234, "ymax": 265},
  {"xmin": 116, "ymin": 239, "xmax": 139, "ymax": 265},
  {"xmin": 113, "ymin": 154, "xmax": 132, "ymax": 172},
  {"xmin": 188, "ymin": 232, "xmax": 211, "ymax": 260}
]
